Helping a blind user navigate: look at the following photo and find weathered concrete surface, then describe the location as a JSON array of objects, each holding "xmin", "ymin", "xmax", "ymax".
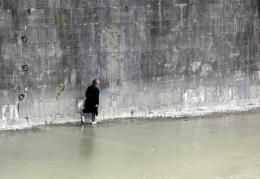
[{"xmin": 0, "ymin": 0, "xmax": 260, "ymax": 128}]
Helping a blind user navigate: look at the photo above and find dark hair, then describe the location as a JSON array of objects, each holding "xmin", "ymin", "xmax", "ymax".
[{"xmin": 92, "ymin": 79, "xmax": 97, "ymax": 86}]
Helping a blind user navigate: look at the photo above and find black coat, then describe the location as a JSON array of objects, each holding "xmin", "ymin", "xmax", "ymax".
[{"xmin": 83, "ymin": 85, "xmax": 99, "ymax": 115}]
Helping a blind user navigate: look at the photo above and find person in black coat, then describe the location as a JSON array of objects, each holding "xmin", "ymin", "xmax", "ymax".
[{"xmin": 82, "ymin": 79, "xmax": 100, "ymax": 124}]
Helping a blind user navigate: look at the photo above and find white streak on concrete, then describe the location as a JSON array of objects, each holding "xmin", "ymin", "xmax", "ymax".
[
  {"xmin": 175, "ymin": 3, "xmax": 187, "ymax": 27},
  {"xmin": 1, "ymin": 104, "xmax": 8, "ymax": 122}
]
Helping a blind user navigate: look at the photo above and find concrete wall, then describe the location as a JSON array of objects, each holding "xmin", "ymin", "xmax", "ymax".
[{"xmin": 0, "ymin": 0, "xmax": 260, "ymax": 126}]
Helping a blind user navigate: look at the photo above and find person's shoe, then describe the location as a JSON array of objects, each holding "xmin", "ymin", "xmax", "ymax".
[{"xmin": 92, "ymin": 121, "xmax": 97, "ymax": 126}]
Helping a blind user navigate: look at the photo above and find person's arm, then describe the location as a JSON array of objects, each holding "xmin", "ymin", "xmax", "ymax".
[
  {"xmin": 97, "ymin": 89, "xmax": 99, "ymax": 105},
  {"xmin": 95, "ymin": 88, "xmax": 99, "ymax": 107},
  {"xmin": 85, "ymin": 87, "xmax": 90, "ymax": 99}
]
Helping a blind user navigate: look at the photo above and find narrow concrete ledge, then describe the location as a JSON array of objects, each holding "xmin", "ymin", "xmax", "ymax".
[
  {"xmin": 0, "ymin": 120, "xmax": 32, "ymax": 131},
  {"xmin": 1, "ymin": 103, "xmax": 260, "ymax": 131}
]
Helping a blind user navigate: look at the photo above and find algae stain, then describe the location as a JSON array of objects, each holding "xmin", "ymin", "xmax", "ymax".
[
  {"xmin": 57, "ymin": 9, "xmax": 70, "ymax": 28},
  {"xmin": 120, "ymin": 5, "xmax": 128, "ymax": 12},
  {"xmin": 56, "ymin": 84, "xmax": 65, "ymax": 99}
]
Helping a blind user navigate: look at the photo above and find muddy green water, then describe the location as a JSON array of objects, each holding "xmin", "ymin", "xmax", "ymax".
[{"xmin": 0, "ymin": 114, "xmax": 260, "ymax": 179}]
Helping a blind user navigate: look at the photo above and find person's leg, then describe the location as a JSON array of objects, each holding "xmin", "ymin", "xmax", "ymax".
[
  {"xmin": 91, "ymin": 113, "xmax": 96, "ymax": 122},
  {"xmin": 81, "ymin": 112, "xmax": 87, "ymax": 123}
]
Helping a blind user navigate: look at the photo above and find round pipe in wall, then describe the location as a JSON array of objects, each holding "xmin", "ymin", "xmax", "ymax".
[
  {"xmin": 27, "ymin": 8, "xmax": 31, "ymax": 15},
  {"xmin": 21, "ymin": 64, "xmax": 29, "ymax": 72},
  {"xmin": 18, "ymin": 93, "xmax": 26, "ymax": 101},
  {"xmin": 21, "ymin": 36, "xmax": 28, "ymax": 43}
]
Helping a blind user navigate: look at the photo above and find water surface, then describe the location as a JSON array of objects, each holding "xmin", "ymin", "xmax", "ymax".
[{"xmin": 0, "ymin": 114, "xmax": 260, "ymax": 179}]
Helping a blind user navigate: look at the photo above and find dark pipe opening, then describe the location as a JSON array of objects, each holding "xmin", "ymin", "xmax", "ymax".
[
  {"xmin": 18, "ymin": 93, "xmax": 25, "ymax": 101},
  {"xmin": 21, "ymin": 36, "xmax": 28, "ymax": 43},
  {"xmin": 27, "ymin": 8, "xmax": 31, "ymax": 15},
  {"xmin": 22, "ymin": 64, "xmax": 29, "ymax": 72}
]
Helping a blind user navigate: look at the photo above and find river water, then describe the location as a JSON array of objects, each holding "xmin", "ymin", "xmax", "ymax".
[{"xmin": 0, "ymin": 113, "xmax": 260, "ymax": 179}]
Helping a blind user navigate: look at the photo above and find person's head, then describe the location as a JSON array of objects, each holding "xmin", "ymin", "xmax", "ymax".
[{"xmin": 92, "ymin": 79, "xmax": 97, "ymax": 86}]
